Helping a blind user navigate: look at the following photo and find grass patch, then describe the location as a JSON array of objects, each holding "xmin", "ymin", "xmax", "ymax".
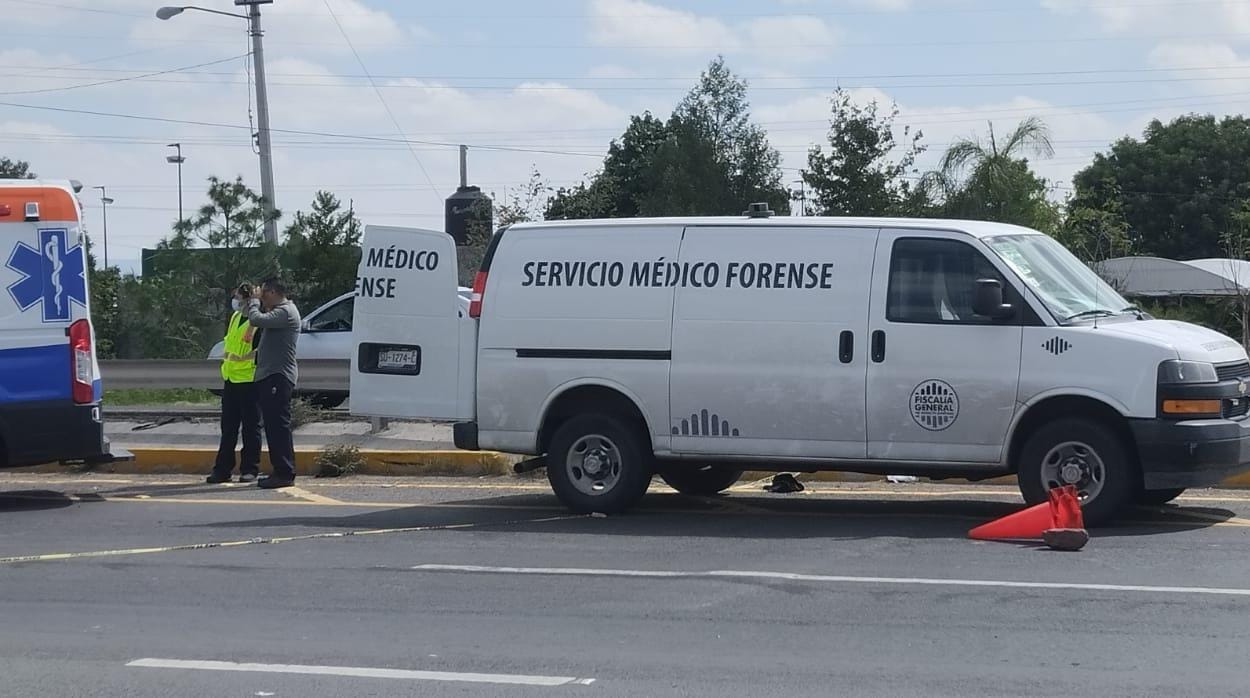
[
  {"xmin": 105, "ymin": 388, "xmax": 217, "ymax": 406},
  {"xmin": 314, "ymin": 443, "xmax": 366, "ymax": 478}
]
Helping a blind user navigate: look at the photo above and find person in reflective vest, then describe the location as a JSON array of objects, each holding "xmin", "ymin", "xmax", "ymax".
[{"xmin": 207, "ymin": 284, "xmax": 263, "ymax": 484}]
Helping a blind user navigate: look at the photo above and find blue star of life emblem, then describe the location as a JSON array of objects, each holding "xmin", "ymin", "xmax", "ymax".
[{"xmin": 6, "ymin": 228, "xmax": 87, "ymax": 323}]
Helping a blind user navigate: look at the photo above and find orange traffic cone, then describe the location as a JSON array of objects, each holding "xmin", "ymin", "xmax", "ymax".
[{"xmin": 968, "ymin": 485, "xmax": 1088, "ymax": 550}]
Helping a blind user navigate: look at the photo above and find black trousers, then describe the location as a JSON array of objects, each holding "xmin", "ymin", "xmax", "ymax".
[
  {"xmin": 259, "ymin": 374, "xmax": 296, "ymax": 480},
  {"xmin": 213, "ymin": 380, "xmax": 261, "ymax": 477}
]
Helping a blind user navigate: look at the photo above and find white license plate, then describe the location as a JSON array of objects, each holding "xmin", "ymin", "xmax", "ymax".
[{"xmin": 377, "ymin": 349, "xmax": 419, "ymax": 370}]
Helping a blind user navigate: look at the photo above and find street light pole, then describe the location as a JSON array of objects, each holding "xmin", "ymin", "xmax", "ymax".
[
  {"xmin": 157, "ymin": 2, "xmax": 278, "ymax": 243},
  {"xmin": 166, "ymin": 142, "xmax": 185, "ymax": 223},
  {"xmin": 93, "ymin": 186, "xmax": 114, "ymax": 268},
  {"xmin": 246, "ymin": 3, "xmax": 279, "ymax": 244}
]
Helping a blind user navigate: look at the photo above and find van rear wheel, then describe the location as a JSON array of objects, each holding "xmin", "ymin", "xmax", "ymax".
[
  {"xmin": 1018, "ymin": 418, "xmax": 1134, "ymax": 527},
  {"xmin": 659, "ymin": 465, "xmax": 743, "ymax": 496},
  {"xmin": 546, "ymin": 414, "xmax": 652, "ymax": 514}
]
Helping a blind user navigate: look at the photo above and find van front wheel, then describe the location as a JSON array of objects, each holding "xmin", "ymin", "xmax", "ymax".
[
  {"xmin": 659, "ymin": 465, "xmax": 743, "ymax": 496},
  {"xmin": 547, "ymin": 414, "xmax": 652, "ymax": 514},
  {"xmin": 1018, "ymin": 418, "xmax": 1134, "ymax": 527}
]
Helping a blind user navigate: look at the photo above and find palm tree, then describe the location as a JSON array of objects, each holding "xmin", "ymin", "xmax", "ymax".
[
  {"xmin": 940, "ymin": 116, "xmax": 1055, "ymax": 186},
  {"xmin": 930, "ymin": 117, "xmax": 1056, "ymax": 225}
]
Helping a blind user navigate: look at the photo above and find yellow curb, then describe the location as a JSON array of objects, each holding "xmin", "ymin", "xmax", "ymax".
[
  {"xmin": 20, "ymin": 451, "xmax": 1250, "ymax": 489},
  {"xmin": 22, "ymin": 448, "xmax": 518, "ymax": 478}
]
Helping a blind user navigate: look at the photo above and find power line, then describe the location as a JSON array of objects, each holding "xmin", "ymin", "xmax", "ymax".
[
  {"xmin": 322, "ymin": 0, "xmax": 441, "ymax": 205},
  {"xmin": 0, "ymin": 99, "xmax": 609, "ymax": 159},
  {"xmin": 11, "ymin": 62, "xmax": 1250, "ymax": 81},
  {"xmin": 0, "ymin": 54, "xmax": 247, "ymax": 96},
  {"xmin": 3, "ymin": 30, "xmax": 1250, "ymax": 50}
]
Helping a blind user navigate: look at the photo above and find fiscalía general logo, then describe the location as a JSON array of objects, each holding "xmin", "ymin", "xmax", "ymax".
[{"xmin": 910, "ymin": 380, "xmax": 959, "ymax": 431}]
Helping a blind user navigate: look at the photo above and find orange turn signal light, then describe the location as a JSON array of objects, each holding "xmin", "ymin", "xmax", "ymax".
[{"xmin": 1162, "ymin": 399, "xmax": 1221, "ymax": 415}]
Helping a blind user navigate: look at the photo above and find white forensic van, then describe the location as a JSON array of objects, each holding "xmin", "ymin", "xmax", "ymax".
[{"xmin": 350, "ymin": 211, "xmax": 1250, "ymax": 524}]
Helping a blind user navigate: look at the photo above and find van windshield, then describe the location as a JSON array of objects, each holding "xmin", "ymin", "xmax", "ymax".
[{"xmin": 983, "ymin": 234, "xmax": 1131, "ymax": 324}]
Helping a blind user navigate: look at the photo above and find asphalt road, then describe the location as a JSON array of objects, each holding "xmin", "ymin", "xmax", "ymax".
[{"xmin": 2, "ymin": 474, "xmax": 1250, "ymax": 697}]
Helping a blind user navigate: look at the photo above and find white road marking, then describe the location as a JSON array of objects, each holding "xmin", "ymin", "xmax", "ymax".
[
  {"xmin": 411, "ymin": 564, "xmax": 1250, "ymax": 599},
  {"xmin": 126, "ymin": 658, "xmax": 594, "ymax": 687}
]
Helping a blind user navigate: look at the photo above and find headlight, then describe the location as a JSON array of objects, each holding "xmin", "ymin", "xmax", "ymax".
[{"xmin": 1157, "ymin": 360, "xmax": 1219, "ymax": 384}]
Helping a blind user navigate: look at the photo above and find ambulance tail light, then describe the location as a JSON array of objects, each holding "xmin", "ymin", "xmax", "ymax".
[
  {"xmin": 469, "ymin": 270, "xmax": 487, "ymax": 319},
  {"xmin": 69, "ymin": 319, "xmax": 94, "ymax": 404}
]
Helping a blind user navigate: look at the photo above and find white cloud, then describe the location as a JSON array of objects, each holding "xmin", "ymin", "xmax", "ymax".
[
  {"xmin": 851, "ymin": 0, "xmax": 912, "ymax": 10},
  {"xmin": 588, "ymin": 0, "xmax": 740, "ymax": 54},
  {"xmin": 744, "ymin": 16, "xmax": 841, "ymax": 64},
  {"xmin": 588, "ymin": 0, "xmax": 839, "ymax": 64},
  {"xmin": 1042, "ymin": 0, "xmax": 1250, "ymax": 35},
  {"xmin": 128, "ymin": 0, "xmax": 411, "ymax": 54}
]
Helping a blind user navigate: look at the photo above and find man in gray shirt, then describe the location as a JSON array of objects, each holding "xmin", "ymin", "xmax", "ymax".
[{"xmin": 247, "ymin": 276, "xmax": 301, "ymax": 488}]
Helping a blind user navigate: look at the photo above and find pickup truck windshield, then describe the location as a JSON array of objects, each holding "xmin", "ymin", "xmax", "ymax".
[{"xmin": 984, "ymin": 234, "xmax": 1130, "ymax": 323}]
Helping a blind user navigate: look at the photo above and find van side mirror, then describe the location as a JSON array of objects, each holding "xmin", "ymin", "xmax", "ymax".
[{"xmin": 973, "ymin": 278, "xmax": 1014, "ymax": 319}]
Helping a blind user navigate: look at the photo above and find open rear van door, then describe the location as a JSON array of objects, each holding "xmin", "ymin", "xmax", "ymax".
[{"xmin": 350, "ymin": 225, "xmax": 476, "ymax": 421}]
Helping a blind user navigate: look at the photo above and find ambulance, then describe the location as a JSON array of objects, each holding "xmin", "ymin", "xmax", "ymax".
[
  {"xmin": 350, "ymin": 210, "xmax": 1250, "ymax": 524},
  {"xmin": 0, "ymin": 180, "xmax": 124, "ymax": 468}
]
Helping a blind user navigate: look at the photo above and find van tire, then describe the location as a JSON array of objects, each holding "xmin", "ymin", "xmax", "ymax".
[
  {"xmin": 1018, "ymin": 418, "xmax": 1134, "ymax": 527},
  {"xmin": 546, "ymin": 414, "xmax": 652, "ymax": 514},
  {"xmin": 659, "ymin": 465, "xmax": 743, "ymax": 496},
  {"xmin": 1136, "ymin": 487, "xmax": 1186, "ymax": 507}
]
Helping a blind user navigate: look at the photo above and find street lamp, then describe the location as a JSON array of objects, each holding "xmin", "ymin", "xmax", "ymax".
[
  {"xmin": 156, "ymin": 1, "xmax": 278, "ymax": 243},
  {"xmin": 166, "ymin": 142, "xmax": 186, "ymax": 222},
  {"xmin": 93, "ymin": 186, "xmax": 114, "ymax": 268}
]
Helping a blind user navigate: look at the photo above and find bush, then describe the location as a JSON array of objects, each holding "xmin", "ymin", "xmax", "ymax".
[
  {"xmin": 289, "ymin": 398, "xmax": 323, "ymax": 429},
  {"xmin": 314, "ymin": 443, "xmax": 365, "ymax": 478}
]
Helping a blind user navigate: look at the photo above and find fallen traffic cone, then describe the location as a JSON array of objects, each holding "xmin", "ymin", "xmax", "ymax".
[{"xmin": 968, "ymin": 485, "xmax": 1088, "ymax": 551}]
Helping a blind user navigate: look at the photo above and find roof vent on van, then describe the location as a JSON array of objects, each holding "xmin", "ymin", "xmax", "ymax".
[{"xmin": 744, "ymin": 202, "xmax": 773, "ymax": 218}]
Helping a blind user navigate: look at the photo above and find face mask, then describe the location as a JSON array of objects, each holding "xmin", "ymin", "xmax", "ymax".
[{"xmin": 231, "ymin": 299, "xmax": 242, "ymax": 312}]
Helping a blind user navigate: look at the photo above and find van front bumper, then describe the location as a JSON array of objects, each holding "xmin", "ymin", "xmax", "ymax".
[{"xmin": 1131, "ymin": 417, "xmax": 1250, "ymax": 489}]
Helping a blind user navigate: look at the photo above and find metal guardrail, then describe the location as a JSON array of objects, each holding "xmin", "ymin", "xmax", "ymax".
[{"xmin": 100, "ymin": 359, "xmax": 351, "ymax": 392}]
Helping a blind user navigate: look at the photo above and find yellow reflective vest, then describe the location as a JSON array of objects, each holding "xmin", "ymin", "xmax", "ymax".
[{"xmin": 220, "ymin": 311, "xmax": 258, "ymax": 383}]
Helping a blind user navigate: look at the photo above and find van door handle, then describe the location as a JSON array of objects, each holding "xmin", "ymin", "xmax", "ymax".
[
  {"xmin": 839, "ymin": 331, "xmax": 854, "ymax": 363},
  {"xmin": 871, "ymin": 330, "xmax": 886, "ymax": 363}
]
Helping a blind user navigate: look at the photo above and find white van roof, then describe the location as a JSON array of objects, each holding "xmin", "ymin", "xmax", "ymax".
[{"xmin": 508, "ymin": 215, "xmax": 1042, "ymax": 240}]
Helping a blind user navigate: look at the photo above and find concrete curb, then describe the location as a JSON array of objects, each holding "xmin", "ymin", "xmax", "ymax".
[{"xmin": 25, "ymin": 448, "xmax": 1250, "ymax": 489}]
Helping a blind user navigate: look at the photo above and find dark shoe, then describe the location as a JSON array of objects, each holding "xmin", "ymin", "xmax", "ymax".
[
  {"xmin": 205, "ymin": 473, "xmax": 233, "ymax": 484},
  {"xmin": 258, "ymin": 476, "xmax": 295, "ymax": 490},
  {"xmin": 238, "ymin": 473, "xmax": 258, "ymax": 483}
]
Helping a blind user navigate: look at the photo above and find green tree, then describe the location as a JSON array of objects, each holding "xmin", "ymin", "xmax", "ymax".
[
  {"xmin": 0, "ymin": 157, "xmax": 35, "ymax": 179},
  {"xmin": 802, "ymin": 89, "xmax": 928, "ymax": 216},
  {"xmin": 1055, "ymin": 182, "xmax": 1132, "ymax": 264},
  {"xmin": 547, "ymin": 114, "xmax": 667, "ymax": 219},
  {"xmin": 134, "ymin": 176, "xmax": 283, "ymax": 357},
  {"xmin": 84, "ymin": 238, "xmax": 120, "ymax": 359},
  {"xmin": 1069, "ymin": 114, "xmax": 1250, "ymax": 260},
  {"xmin": 929, "ymin": 118, "xmax": 1059, "ymax": 231},
  {"xmin": 283, "ymin": 190, "xmax": 362, "ymax": 310},
  {"xmin": 546, "ymin": 57, "xmax": 789, "ymax": 219}
]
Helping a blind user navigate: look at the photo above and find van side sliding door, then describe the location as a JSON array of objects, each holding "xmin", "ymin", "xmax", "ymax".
[{"xmin": 669, "ymin": 225, "xmax": 878, "ymax": 459}]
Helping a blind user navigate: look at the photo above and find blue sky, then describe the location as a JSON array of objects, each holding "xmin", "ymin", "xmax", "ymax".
[{"xmin": 0, "ymin": 0, "xmax": 1246, "ymax": 273}]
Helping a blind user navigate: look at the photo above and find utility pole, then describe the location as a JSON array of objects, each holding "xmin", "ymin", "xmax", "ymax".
[
  {"xmin": 93, "ymin": 186, "xmax": 114, "ymax": 268},
  {"xmin": 166, "ymin": 142, "xmax": 185, "ymax": 222},
  {"xmin": 156, "ymin": 1, "xmax": 278, "ymax": 242},
  {"xmin": 247, "ymin": 1, "xmax": 279, "ymax": 243}
]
